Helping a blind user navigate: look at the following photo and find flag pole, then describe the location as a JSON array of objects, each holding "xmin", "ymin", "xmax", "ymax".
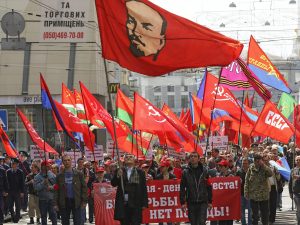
[
  {"xmin": 205, "ymin": 72, "xmax": 221, "ymax": 154},
  {"xmin": 80, "ymin": 89, "xmax": 97, "ymax": 166},
  {"xmin": 103, "ymin": 59, "xmax": 124, "ymax": 195},
  {"xmin": 237, "ymin": 90, "xmax": 245, "ymax": 146},
  {"xmin": 292, "ymin": 105, "xmax": 298, "ymax": 211},
  {"xmin": 136, "ymin": 131, "xmax": 139, "ymax": 159},
  {"xmin": 195, "ymin": 69, "xmax": 208, "ymax": 150}
]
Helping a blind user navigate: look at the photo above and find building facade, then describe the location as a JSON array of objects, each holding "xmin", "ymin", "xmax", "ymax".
[{"xmin": 0, "ymin": 0, "xmax": 112, "ymax": 153}]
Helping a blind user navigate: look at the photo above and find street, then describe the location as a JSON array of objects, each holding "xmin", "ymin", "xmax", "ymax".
[{"xmin": 5, "ymin": 186, "xmax": 297, "ymax": 225}]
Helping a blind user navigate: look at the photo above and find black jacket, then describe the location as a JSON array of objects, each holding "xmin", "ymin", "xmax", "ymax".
[
  {"xmin": 7, "ymin": 168, "xmax": 24, "ymax": 193},
  {"xmin": 180, "ymin": 163, "xmax": 212, "ymax": 205},
  {"xmin": 0, "ymin": 167, "xmax": 8, "ymax": 192},
  {"xmin": 111, "ymin": 167, "xmax": 148, "ymax": 222},
  {"xmin": 155, "ymin": 173, "xmax": 176, "ymax": 180},
  {"xmin": 236, "ymin": 168, "xmax": 247, "ymax": 196}
]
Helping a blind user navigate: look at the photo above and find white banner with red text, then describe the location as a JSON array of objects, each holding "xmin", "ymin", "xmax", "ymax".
[{"xmin": 94, "ymin": 176, "xmax": 241, "ymax": 224}]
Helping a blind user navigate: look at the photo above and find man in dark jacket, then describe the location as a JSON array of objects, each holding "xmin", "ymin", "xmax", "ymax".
[
  {"xmin": 0, "ymin": 166, "xmax": 8, "ymax": 225},
  {"xmin": 180, "ymin": 151, "xmax": 212, "ymax": 225},
  {"xmin": 111, "ymin": 153, "xmax": 148, "ymax": 225},
  {"xmin": 54, "ymin": 155, "xmax": 87, "ymax": 225},
  {"xmin": 6, "ymin": 158, "xmax": 24, "ymax": 223}
]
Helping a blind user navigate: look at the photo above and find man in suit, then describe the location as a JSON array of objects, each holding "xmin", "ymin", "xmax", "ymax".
[
  {"xmin": 18, "ymin": 151, "xmax": 31, "ymax": 212},
  {"xmin": 6, "ymin": 158, "xmax": 24, "ymax": 223},
  {"xmin": 111, "ymin": 154, "xmax": 148, "ymax": 225},
  {"xmin": 0, "ymin": 164, "xmax": 8, "ymax": 225}
]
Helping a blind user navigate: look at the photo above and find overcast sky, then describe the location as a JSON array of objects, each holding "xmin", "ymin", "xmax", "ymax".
[{"xmin": 150, "ymin": 0, "xmax": 299, "ymax": 59}]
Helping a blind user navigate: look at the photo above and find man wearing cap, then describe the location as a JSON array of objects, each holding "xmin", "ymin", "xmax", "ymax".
[
  {"xmin": 141, "ymin": 164, "xmax": 153, "ymax": 181},
  {"xmin": 6, "ymin": 158, "xmax": 24, "ymax": 223},
  {"xmin": 180, "ymin": 151, "xmax": 212, "ymax": 225},
  {"xmin": 0, "ymin": 161, "xmax": 8, "ymax": 225},
  {"xmin": 111, "ymin": 153, "xmax": 148, "ymax": 225},
  {"xmin": 33, "ymin": 160, "xmax": 57, "ymax": 225},
  {"xmin": 88, "ymin": 166, "xmax": 107, "ymax": 223},
  {"xmin": 2, "ymin": 154, "xmax": 10, "ymax": 171},
  {"xmin": 244, "ymin": 153, "xmax": 273, "ymax": 225},
  {"xmin": 19, "ymin": 151, "xmax": 31, "ymax": 212}
]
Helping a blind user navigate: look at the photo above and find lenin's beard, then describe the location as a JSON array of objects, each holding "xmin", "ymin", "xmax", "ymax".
[{"xmin": 128, "ymin": 34, "xmax": 146, "ymax": 57}]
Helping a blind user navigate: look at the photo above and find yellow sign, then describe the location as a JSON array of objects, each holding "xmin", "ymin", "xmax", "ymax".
[{"xmin": 108, "ymin": 83, "xmax": 120, "ymax": 93}]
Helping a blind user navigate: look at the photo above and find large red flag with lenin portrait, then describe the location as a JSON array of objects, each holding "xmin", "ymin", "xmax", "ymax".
[
  {"xmin": 95, "ymin": 0, "xmax": 243, "ymax": 76},
  {"xmin": 253, "ymin": 101, "xmax": 294, "ymax": 143}
]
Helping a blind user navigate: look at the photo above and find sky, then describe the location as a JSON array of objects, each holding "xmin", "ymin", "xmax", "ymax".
[{"xmin": 150, "ymin": 0, "xmax": 299, "ymax": 59}]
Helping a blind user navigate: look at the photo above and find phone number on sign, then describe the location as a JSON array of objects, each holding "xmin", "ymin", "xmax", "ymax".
[{"xmin": 43, "ymin": 32, "xmax": 84, "ymax": 40}]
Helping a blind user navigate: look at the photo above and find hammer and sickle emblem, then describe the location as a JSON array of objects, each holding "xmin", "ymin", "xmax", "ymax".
[
  {"xmin": 211, "ymin": 85, "xmax": 225, "ymax": 96},
  {"xmin": 147, "ymin": 104, "xmax": 166, "ymax": 123}
]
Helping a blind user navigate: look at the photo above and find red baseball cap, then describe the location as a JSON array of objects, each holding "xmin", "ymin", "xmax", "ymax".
[
  {"xmin": 96, "ymin": 167, "xmax": 105, "ymax": 173},
  {"xmin": 217, "ymin": 159, "xmax": 229, "ymax": 167},
  {"xmin": 41, "ymin": 160, "xmax": 50, "ymax": 167},
  {"xmin": 138, "ymin": 155, "xmax": 146, "ymax": 161},
  {"xmin": 104, "ymin": 160, "xmax": 112, "ymax": 166},
  {"xmin": 141, "ymin": 163, "xmax": 150, "ymax": 168},
  {"xmin": 159, "ymin": 161, "xmax": 170, "ymax": 167}
]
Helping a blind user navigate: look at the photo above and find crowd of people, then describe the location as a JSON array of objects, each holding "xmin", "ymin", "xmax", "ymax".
[{"xmin": 0, "ymin": 141, "xmax": 299, "ymax": 225}]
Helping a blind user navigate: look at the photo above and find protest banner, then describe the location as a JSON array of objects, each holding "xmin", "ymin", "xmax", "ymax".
[
  {"xmin": 30, "ymin": 145, "xmax": 49, "ymax": 160},
  {"xmin": 168, "ymin": 148, "xmax": 186, "ymax": 159},
  {"xmin": 200, "ymin": 136, "xmax": 228, "ymax": 152},
  {"xmin": 208, "ymin": 176, "xmax": 241, "ymax": 221},
  {"xmin": 84, "ymin": 145, "xmax": 104, "ymax": 162},
  {"xmin": 93, "ymin": 183, "xmax": 120, "ymax": 225},
  {"xmin": 94, "ymin": 177, "xmax": 241, "ymax": 223}
]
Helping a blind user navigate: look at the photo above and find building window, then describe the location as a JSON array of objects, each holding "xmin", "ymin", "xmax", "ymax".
[
  {"xmin": 167, "ymin": 85, "xmax": 174, "ymax": 92},
  {"xmin": 168, "ymin": 95, "xmax": 175, "ymax": 108},
  {"xmin": 154, "ymin": 86, "xmax": 161, "ymax": 93},
  {"xmin": 181, "ymin": 86, "xmax": 188, "ymax": 92},
  {"xmin": 154, "ymin": 95, "xmax": 162, "ymax": 108},
  {"xmin": 181, "ymin": 95, "xmax": 188, "ymax": 108}
]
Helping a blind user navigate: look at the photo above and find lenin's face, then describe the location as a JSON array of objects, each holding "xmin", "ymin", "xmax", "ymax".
[{"xmin": 126, "ymin": 1, "xmax": 166, "ymax": 60}]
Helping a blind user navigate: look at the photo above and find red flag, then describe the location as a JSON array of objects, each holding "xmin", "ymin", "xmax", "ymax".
[
  {"xmin": 52, "ymin": 110, "xmax": 63, "ymax": 132},
  {"xmin": 133, "ymin": 92, "xmax": 194, "ymax": 142},
  {"xmin": 62, "ymin": 83, "xmax": 76, "ymax": 114},
  {"xmin": 0, "ymin": 126, "xmax": 17, "ymax": 158},
  {"xmin": 294, "ymin": 105, "xmax": 300, "ymax": 146},
  {"xmin": 116, "ymin": 88, "xmax": 134, "ymax": 125},
  {"xmin": 40, "ymin": 74, "xmax": 80, "ymax": 146},
  {"xmin": 162, "ymin": 104, "xmax": 186, "ymax": 130},
  {"xmin": 17, "ymin": 109, "xmax": 58, "ymax": 155},
  {"xmin": 244, "ymin": 92, "xmax": 250, "ymax": 108},
  {"xmin": 54, "ymin": 100, "xmax": 95, "ymax": 151},
  {"xmin": 181, "ymin": 109, "xmax": 193, "ymax": 132},
  {"xmin": 247, "ymin": 36, "xmax": 290, "ymax": 93},
  {"xmin": 294, "ymin": 105, "xmax": 300, "ymax": 131},
  {"xmin": 95, "ymin": 0, "xmax": 243, "ymax": 76},
  {"xmin": 179, "ymin": 108, "xmax": 185, "ymax": 121},
  {"xmin": 74, "ymin": 89, "xmax": 86, "ymax": 120},
  {"xmin": 253, "ymin": 101, "xmax": 294, "ymax": 143},
  {"xmin": 79, "ymin": 82, "xmax": 128, "ymax": 141},
  {"xmin": 202, "ymin": 73, "xmax": 254, "ymax": 124},
  {"xmin": 236, "ymin": 58, "xmax": 272, "ymax": 101}
]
